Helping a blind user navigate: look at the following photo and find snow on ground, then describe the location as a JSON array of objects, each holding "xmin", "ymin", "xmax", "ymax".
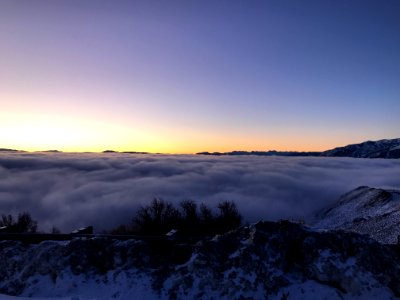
[
  {"xmin": 19, "ymin": 271, "xmax": 159, "ymax": 300},
  {"xmin": 312, "ymin": 186, "xmax": 400, "ymax": 243},
  {"xmin": 270, "ymin": 280, "xmax": 397, "ymax": 300},
  {"xmin": 0, "ymin": 295, "xmax": 69, "ymax": 300}
]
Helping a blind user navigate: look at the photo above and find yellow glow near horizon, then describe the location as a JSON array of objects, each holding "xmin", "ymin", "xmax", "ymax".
[
  {"xmin": 0, "ymin": 111, "xmax": 356, "ymax": 154},
  {"xmin": 0, "ymin": 2, "xmax": 398, "ymax": 155},
  {"xmin": 0, "ymin": 112, "xmax": 160, "ymax": 153}
]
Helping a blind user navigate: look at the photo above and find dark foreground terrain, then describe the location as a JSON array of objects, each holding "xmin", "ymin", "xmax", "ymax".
[
  {"xmin": 1, "ymin": 186, "xmax": 400, "ymax": 299},
  {"xmin": 1, "ymin": 220, "xmax": 400, "ymax": 299}
]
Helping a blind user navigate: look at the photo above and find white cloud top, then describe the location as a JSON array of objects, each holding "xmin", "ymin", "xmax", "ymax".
[{"xmin": 0, "ymin": 152, "xmax": 399, "ymax": 232}]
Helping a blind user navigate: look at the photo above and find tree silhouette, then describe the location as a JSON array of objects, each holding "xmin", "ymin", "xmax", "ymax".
[
  {"xmin": 179, "ymin": 200, "xmax": 199, "ymax": 235},
  {"xmin": 124, "ymin": 199, "xmax": 242, "ymax": 236},
  {"xmin": 0, "ymin": 212, "xmax": 38, "ymax": 233},
  {"xmin": 216, "ymin": 201, "xmax": 242, "ymax": 234},
  {"xmin": 134, "ymin": 199, "xmax": 180, "ymax": 235},
  {"xmin": 199, "ymin": 203, "xmax": 215, "ymax": 235}
]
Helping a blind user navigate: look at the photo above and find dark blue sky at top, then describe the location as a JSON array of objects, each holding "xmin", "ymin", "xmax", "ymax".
[{"xmin": 0, "ymin": 0, "xmax": 399, "ymax": 152}]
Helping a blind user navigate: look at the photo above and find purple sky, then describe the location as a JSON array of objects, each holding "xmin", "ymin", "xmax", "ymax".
[{"xmin": 0, "ymin": 1, "xmax": 399, "ymax": 153}]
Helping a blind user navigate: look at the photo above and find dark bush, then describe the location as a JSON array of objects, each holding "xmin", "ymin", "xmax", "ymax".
[
  {"xmin": 215, "ymin": 201, "xmax": 242, "ymax": 234},
  {"xmin": 134, "ymin": 199, "xmax": 181, "ymax": 235},
  {"xmin": 179, "ymin": 200, "xmax": 199, "ymax": 235},
  {"xmin": 0, "ymin": 212, "xmax": 38, "ymax": 233},
  {"xmin": 0, "ymin": 214, "xmax": 13, "ymax": 228},
  {"xmin": 199, "ymin": 203, "xmax": 216, "ymax": 235},
  {"xmin": 110, "ymin": 199, "xmax": 242, "ymax": 237}
]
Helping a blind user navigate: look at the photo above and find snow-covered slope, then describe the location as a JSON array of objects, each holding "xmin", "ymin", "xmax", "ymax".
[
  {"xmin": 313, "ymin": 186, "xmax": 400, "ymax": 244},
  {"xmin": 1, "ymin": 221, "xmax": 400, "ymax": 299},
  {"xmin": 321, "ymin": 138, "xmax": 400, "ymax": 158}
]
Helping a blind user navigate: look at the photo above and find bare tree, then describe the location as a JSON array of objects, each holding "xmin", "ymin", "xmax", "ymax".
[{"xmin": 0, "ymin": 212, "xmax": 38, "ymax": 233}]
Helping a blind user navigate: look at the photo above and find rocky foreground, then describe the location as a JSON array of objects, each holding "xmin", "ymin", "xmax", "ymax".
[
  {"xmin": 313, "ymin": 186, "xmax": 400, "ymax": 244},
  {"xmin": 1, "ymin": 220, "xmax": 400, "ymax": 299}
]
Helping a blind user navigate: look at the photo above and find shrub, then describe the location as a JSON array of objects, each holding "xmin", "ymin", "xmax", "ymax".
[
  {"xmin": 216, "ymin": 201, "xmax": 242, "ymax": 234},
  {"xmin": 179, "ymin": 200, "xmax": 200, "ymax": 235},
  {"xmin": 110, "ymin": 199, "xmax": 242, "ymax": 237},
  {"xmin": 134, "ymin": 199, "xmax": 181, "ymax": 235},
  {"xmin": 0, "ymin": 212, "xmax": 38, "ymax": 233}
]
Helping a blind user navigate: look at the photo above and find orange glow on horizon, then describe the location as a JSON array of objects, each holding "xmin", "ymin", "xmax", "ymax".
[{"xmin": 0, "ymin": 110, "xmax": 377, "ymax": 154}]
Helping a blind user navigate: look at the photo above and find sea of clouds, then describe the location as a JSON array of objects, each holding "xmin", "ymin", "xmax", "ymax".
[{"xmin": 0, "ymin": 152, "xmax": 399, "ymax": 232}]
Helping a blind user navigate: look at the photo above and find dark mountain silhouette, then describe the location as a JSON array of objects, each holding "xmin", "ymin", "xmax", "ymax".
[
  {"xmin": 197, "ymin": 150, "xmax": 322, "ymax": 157},
  {"xmin": 0, "ymin": 148, "xmax": 19, "ymax": 152},
  {"xmin": 321, "ymin": 138, "xmax": 400, "ymax": 158},
  {"xmin": 197, "ymin": 138, "xmax": 400, "ymax": 159}
]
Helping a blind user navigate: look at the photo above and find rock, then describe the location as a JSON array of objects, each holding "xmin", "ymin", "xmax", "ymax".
[
  {"xmin": 313, "ymin": 186, "xmax": 400, "ymax": 244},
  {"xmin": 0, "ymin": 221, "xmax": 400, "ymax": 299}
]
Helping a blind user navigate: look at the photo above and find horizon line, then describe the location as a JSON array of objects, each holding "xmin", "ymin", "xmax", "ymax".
[{"xmin": 1, "ymin": 137, "xmax": 398, "ymax": 155}]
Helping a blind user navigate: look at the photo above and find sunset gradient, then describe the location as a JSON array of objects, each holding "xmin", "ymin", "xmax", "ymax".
[{"xmin": 1, "ymin": 1, "xmax": 399, "ymax": 153}]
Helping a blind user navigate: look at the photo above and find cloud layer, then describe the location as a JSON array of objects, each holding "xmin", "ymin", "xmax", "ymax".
[{"xmin": 1, "ymin": 152, "xmax": 399, "ymax": 232}]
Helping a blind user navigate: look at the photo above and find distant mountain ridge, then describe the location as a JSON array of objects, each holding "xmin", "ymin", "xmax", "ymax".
[
  {"xmin": 321, "ymin": 138, "xmax": 400, "ymax": 158},
  {"xmin": 196, "ymin": 150, "xmax": 321, "ymax": 157},
  {"xmin": 197, "ymin": 138, "xmax": 400, "ymax": 158},
  {"xmin": 2, "ymin": 138, "xmax": 399, "ymax": 158},
  {"xmin": 0, "ymin": 148, "xmax": 19, "ymax": 152}
]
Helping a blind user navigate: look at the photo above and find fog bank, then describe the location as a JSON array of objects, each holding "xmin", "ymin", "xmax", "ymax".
[{"xmin": 0, "ymin": 152, "xmax": 399, "ymax": 232}]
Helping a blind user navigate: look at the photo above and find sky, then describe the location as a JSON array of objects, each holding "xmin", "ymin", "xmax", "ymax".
[
  {"xmin": 1, "ymin": 152, "xmax": 399, "ymax": 232},
  {"xmin": 0, "ymin": 0, "xmax": 399, "ymax": 153}
]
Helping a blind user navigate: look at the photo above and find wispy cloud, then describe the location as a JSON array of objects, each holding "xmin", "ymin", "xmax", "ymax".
[{"xmin": 0, "ymin": 152, "xmax": 399, "ymax": 232}]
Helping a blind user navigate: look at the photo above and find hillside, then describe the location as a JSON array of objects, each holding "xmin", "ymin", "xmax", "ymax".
[
  {"xmin": 321, "ymin": 139, "xmax": 400, "ymax": 158},
  {"xmin": 312, "ymin": 186, "xmax": 400, "ymax": 244},
  {"xmin": 1, "ymin": 220, "xmax": 400, "ymax": 299}
]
